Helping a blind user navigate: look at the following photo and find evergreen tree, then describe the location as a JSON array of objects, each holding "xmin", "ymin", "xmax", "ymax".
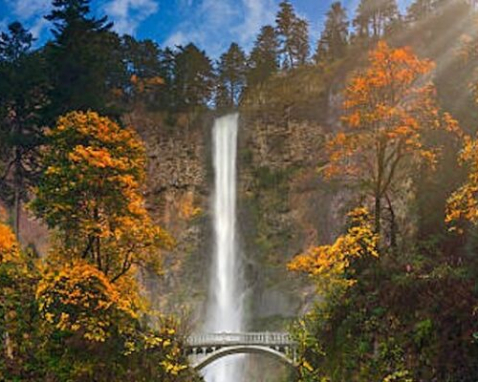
[
  {"xmin": 157, "ymin": 47, "xmax": 176, "ymax": 110},
  {"xmin": 122, "ymin": 36, "xmax": 161, "ymax": 79},
  {"xmin": 174, "ymin": 43, "xmax": 215, "ymax": 109},
  {"xmin": 276, "ymin": 0, "xmax": 310, "ymax": 68},
  {"xmin": 314, "ymin": 2, "xmax": 349, "ymax": 63},
  {"xmin": 292, "ymin": 18, "xmax": 310, "ymax": 66},
  {"xmin": 121, "ymin": 36, "xmax": 163, "ymax": 107},
  {"xmin": 407, "ymin": 0, "xmax": 435, "ymax": 21},
  {"xmin": 0, "ymin": 22, "xmax": 33, "ymax": 62},
  {"xmin": 406, "ymin": 0, "xmax": 471, "ymax": 21},
  {"xmin": 247, "ymin": 25, "xmax": 279, "ymax": 87},
  {"xmin": 216, "ymin": 43, "xmax": 247, "ymax": 108},
  {"xmin": 45, "ymin": 0, "xmax": 127, "ymax": 117},
  {"xmin": 0, "ymin": 22, "xmax": 48, "ymax": 238},
  {"xmin": 353, "ymin": 0, "xmax": 399, "ymax": 38}
]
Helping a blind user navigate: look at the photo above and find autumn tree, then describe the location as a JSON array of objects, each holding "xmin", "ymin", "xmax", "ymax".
[
  {"xmin": 445, "ymin": 131, "xmax": 478, "ymax": 230},
  {"xmin": 288, "ymin": 207, "xmax": 380, "ymax": 381},
  {"xmin": 0, "ymin": 219, "xmax": 40, "ymax": 380},
  {"xmin": 276, "ymin": 0, "xmax": 310, "ymax": 69},
  {"xmin": 247, "ymin": 25, "xmax": 280, "ymax": 87},
  {"xmin": 0, "ymin": 22, "xmax": 49, "ymax": 238},
  {"xmin": 34, "ymin": 258, "xmax": 192, "ymax": 381},
  {"xmin": 30, "ymin": 111, "xmax": 173, "ymax": 282},
  {"xmin": 289, "ymin": 207, "xmax": 379, "ymax": 292},
  {"xmin": 36, "ymin": 259, "xmax": 139, "ymax": 342},
  {"xmin": 314, "ymin": 2, "xmax": 349, "ymax": 63},
  {"xmin": 216, "ymin": 42, "xmax": 247, "ymax": 108},
  {"xmin": 325, "ymin": 41, "xmax": 459, "ymax": 238}
]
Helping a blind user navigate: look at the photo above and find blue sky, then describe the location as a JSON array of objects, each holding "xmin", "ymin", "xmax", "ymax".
[{"xmin": 0, "ymin": 0, "xmax": 412, "ymax": 57}]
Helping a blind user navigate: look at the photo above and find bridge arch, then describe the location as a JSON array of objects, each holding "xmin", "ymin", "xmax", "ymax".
[{"xmin": 192, "ymin": 345, "xmax": 296, "ymax": 371}]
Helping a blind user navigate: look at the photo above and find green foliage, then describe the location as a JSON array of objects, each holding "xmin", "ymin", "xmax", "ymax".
[
  {"xmin": 353, "ymin": 0, "xmax": 399, "ymax": 39},
  {"xmin": 216, "ymin": 43, "xmax": 247, "ymax": 108},
  {"xmin": 0, "ymin": 153, "xmax": 196, "ymax": 382},
  {"xmin": 45, "ymin": 0, "xmax": 127, "ymax": 117},
  {"xmin": 247, "ymin": 25, "xmax": 280, "ymax": 87},
  {"xmin": 276, "ymin": 1, "xmax": 310, "ymax": 69},
  {"xmin": 3, "ymin": 1, "xmax": 478, "ymax": 381},
  {"xmin": 174, "ymin": 43, "xmax": 215, "ymax": 110},
  {"xmin": 291, "ymin": 234, "xmax": 478, "ymax": 382},
  {"xmin": 0, "ymin": 228, "xmax": 41, "ymax": 381},
  {"xmin": 314, "ymin": 2, "xmax": 349, "ymax": 63},
  {"xmin": 0, "ymin": 22, "xmax": 49, "ymax": 237}
]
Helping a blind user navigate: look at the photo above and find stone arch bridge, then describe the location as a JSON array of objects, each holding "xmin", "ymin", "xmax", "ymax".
[{"xmin": 185, "ymin": 332, "xmax": 298, "ymax": 371}]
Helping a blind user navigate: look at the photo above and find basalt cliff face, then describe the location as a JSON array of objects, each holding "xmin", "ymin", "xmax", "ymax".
[{"xmin": 125, "ymin": 100, "xmax": 346, "ymax": 332}]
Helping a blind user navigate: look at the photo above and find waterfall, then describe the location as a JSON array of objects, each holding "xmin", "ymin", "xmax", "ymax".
[{"xmin": 204, "ymin": 113, "xmax": 244, "ymax": 382}]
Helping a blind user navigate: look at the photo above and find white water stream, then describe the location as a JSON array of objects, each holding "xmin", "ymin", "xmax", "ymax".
[{"xmin": 203, "ymin": 114, "xmax": 244, "ymax": 382}]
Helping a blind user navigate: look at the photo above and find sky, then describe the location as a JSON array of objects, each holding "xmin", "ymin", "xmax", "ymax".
[{"xmin": 0, "ymin": 0, "xmax": 412, "ymax": 57}]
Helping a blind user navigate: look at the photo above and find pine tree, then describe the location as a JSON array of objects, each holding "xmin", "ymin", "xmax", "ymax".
[
  {"xmin": 174, "ymin": 43, "xmax": 215, "ymax": 109},
  {"xmin": 276, "ymin": 0, "xmax": 310, "ymax": 69},
  {"xmin": 45, "ymin": 0, "xmax": 127, "ymax": 117},
  {"xmin": 247, "ymin": 25, "xmax": 279, "ymax": 87},
  {"xmin": 407, "ymin": 0, "xmax": 435, "ymax": 21},
  {"xmin": 0, "ymin": 22, "xmax": 33, "ymax": 62},
  {"xmin": 353, "ymin": 0, "xmax": 399, "ymax": 38},
  {"xmin": 121, "ymin": 36, "xmax": 163, "ymax": 106},
  {"xmin": 0, "ymin": 22, "xmax": 48, "ymax": 238},
  {"xmin": 293, "ymin": 18, "xmax": 310, "ymax": 66},
  {"xmin": 157, "ymin": 47, "xmax": 176, "ymax": 110},
  {"xmin": 216, "ymin": 43, "xmax": 247, "ymax": 108},
  {"xmin": 315, "ymin": 2, "xmax": 349, "ymax": 63}
]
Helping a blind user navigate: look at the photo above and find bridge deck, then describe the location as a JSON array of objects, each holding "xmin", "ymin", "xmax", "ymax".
[{"xmin": 186, "ymin": 332, "xmax": 294, "ymax": 347}]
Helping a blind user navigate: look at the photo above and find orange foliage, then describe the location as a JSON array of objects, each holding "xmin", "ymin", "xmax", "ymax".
[
  {"xmin": 325, "ymin": 41, "xmax": 461, "ymax": 232},
  {"xmin": 31, "ymin": 111, "xmax": 174, "ymax": 282},
  {"xmin": 36, "ymin": 260, "xmax": 138, "ymax": 342},
  {"xmin": 131, "ymin": 74, "xmax": 165, "ymax": 94},
  {"xmin": 0, "ymin": 222, "xmax": 19, "ymax": 264}
]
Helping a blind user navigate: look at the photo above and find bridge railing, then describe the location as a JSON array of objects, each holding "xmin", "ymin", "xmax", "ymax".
[{"xmin": 186, "ymin": 332, "xmax": 294, "ymax": 347}]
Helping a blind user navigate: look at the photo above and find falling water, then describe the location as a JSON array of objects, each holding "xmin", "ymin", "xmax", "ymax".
[{"xmin": 204, "ymin": 114, "xmax": 244, "ymax": 382}]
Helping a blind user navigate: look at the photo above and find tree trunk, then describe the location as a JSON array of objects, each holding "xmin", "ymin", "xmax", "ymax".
[
  {"xmin": 375, "ymin": 194, "xmax": 381, "ymax": 235},
  {"xmin": 13, "ymin": 186, "xmax": 20, "ymax": 240},
  {"xmin": 386, "ymin": 194, "xmax": 397, "ymax": 250},
  {"xmin": 13, "ymin": 144, "xmax": 21, "ymax": 240}
]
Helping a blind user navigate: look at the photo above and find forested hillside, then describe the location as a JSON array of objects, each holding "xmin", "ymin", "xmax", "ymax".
[{"xmin": 2, "ymin": 0, "xmax": 478, "ymax": 381}]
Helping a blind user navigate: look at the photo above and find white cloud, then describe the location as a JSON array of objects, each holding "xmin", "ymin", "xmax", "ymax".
[
  {"xmin": 164, "ymin": 31, "xmax": 188, "ymax": 47},
  {"xmin": 164, "ymin": 0, "xmax": 277, "ymax": 57},
  {"xmin": 2, "ymin": 0, "xmax": 52, "ymax": 40},
  {"xmin": 104, "ymin": 0, "xmax": 159, "ymax": 35},
  {"xmin": 29, "ymin": 17, "xmax": 49, "ymax": 39},
  {"xmin": 232, "ymin": 0, "xmax": 276, "ymax": 48},
  {"xmin": 5, "ymin": 0, "xmax": 51, "ymax": 20}
]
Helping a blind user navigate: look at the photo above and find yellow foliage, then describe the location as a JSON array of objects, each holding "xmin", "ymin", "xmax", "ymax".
[
  {"xmin": 179, "ymin": 192, "xmax": 202, "ymax": 220},
  {"xmin": 0, "ymin": 222, "xmax": 20, "ymax": 264},
  {"xmin": 31, "ymin": 111, "xmax": 174, "ymax": 282},
  {"xmin": 288, "ymin": 207, "xmax": 379, "ymax": 289},
  {"xmin": 36, "ymin": 260, "xmax": 138, "ymax": 342},
  {"xmin": 446, "ymin": 133, "xmax": 478, "ymax": 230}
]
